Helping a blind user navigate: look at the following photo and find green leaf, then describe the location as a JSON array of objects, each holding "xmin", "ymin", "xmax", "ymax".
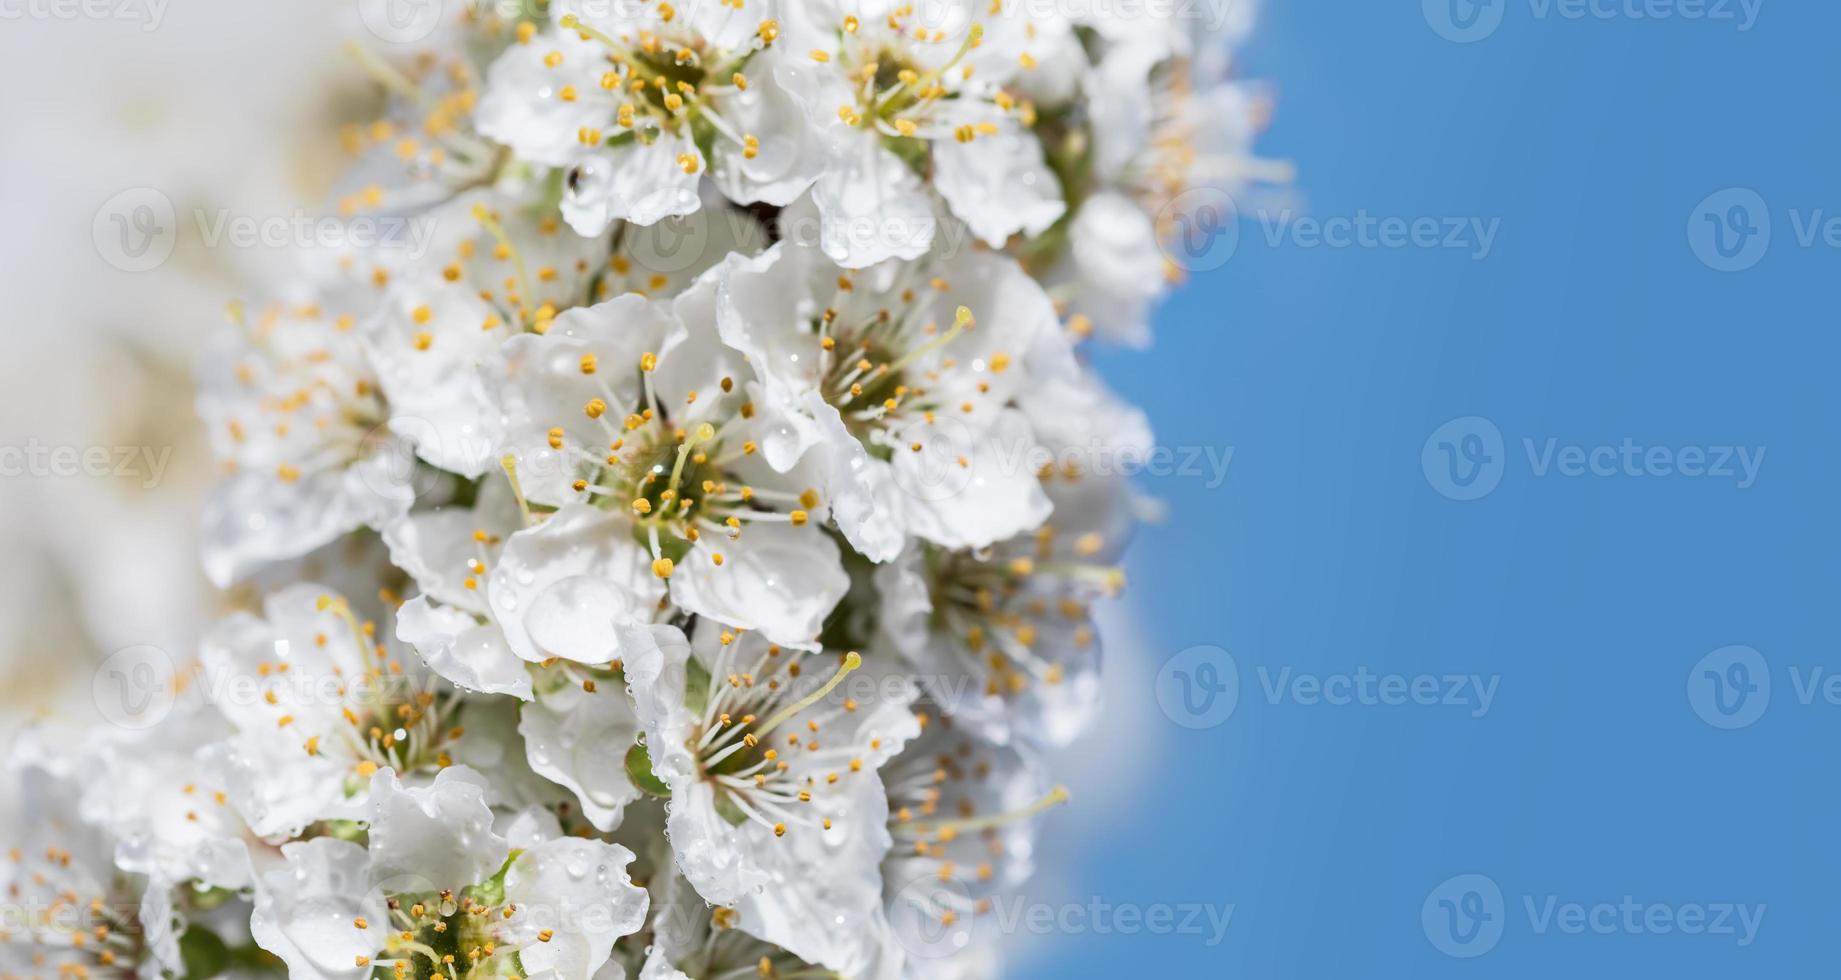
[
  {"xmin": 465, "ymin": 849, "xmax": 520, "ymax": 908},
  {"xmin": 178, "ymin": 925, "xmax": 230, "ymax": 980},
  {"xmin": 684, "ymin": 657, "xmax": 712, "ymax": 716},
  {"xmin": 625, "ymin": 743, "xmax": 672, "ymax": 798}
]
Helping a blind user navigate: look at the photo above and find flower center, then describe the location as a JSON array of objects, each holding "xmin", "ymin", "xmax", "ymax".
[
  {"xmin": 367, "ymin": 887, "xmax": 530, "ymax": 980},
  {"xmin": 0, "ymin": 844, "xmax": 146, "ymax": 979},
  {"xmin": 687, "ymin": 643, "xmax": 864, "ymax": 839}
]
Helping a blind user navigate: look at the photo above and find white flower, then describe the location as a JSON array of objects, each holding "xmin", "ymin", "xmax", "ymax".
[
  {"xmin": 491, "ymin": 278, "xmax": 852, "ymax": 650},
  {"xmin": 1050, "ymin": 190, "xmax": 1167, "ymax": 348},
  {"xmin": 198, "ymin": 302, "xmax": 415, "ymax": 586},
  {"xmin": 388, "ymin": 480, "xmax": 536, "ymax": 700},
  {"xmin": 776, "ymin": 0, "xmax": 1067, "ymax": 266},
  {"xmin": 879, "ymin": 713, "xmax": 1064, "ymax": 975},
  {"xmin": 2, "ymin": 739, "xmax": 191, "ymax": 980},
  {"xmin": 360, "ymin": 276, "xmax": 508, "ymax": 478},
  {"xmin": 251, "ymin": 767, "xmax": 647, "ymax": 980},
  {"xmin": 150, "ymin": 0, "xmax": 1261, "ymax": 974},
  {"xmin": 479, "ymin": 4, "xmax": 814, "ymax": 237},
  {"xmin": 1049, "ymin": 38, "xmax": 1287, "ymax": 345},
  {"xmin": 72, "ymin": 702, "xmax": 275, "ymax": 896},
  {"xmin": 629, "ymin": 621, "xmax": 921, "ymax": 975},
  {"xmin": 358, "ymin": 194, "xmax": 611, "ymax": 478},
  {"xmin": 475, "ymin": 26, "xmax": 621, "ymax": 171},
  {"xmin": 635, "ymin": 868, "xmax": 832, "ymax": 980},
  {"xmin": 716, "ymin": 240, "xmax": 1076, "ymax": 560},
  {"xmin": 196, "ymin": 585, "xmax": 471, "ymax": 838},
  {"xmin": 874, "ymin": 448, "xmax": 1134, "ymax": 748}
]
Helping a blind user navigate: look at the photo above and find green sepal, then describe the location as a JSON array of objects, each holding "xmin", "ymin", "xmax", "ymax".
[{"xmin": 625, "ymin": 743, "xmax": 673, "ymax": 798}]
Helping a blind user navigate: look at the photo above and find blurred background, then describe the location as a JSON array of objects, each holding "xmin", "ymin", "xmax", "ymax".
[{"xmin": 3, "ymin": 0, "xmax": 1837, "ymax": 977}]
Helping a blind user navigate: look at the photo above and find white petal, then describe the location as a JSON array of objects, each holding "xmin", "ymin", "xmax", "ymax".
[
  {"xmin": 197, "ymin": 738, "xmax": 356, "ymax": 842},
  {"xmin": 202, "ymin": 466, "xmax": 410, "ymax": 587},
  {"xmin": 932, "ymin": 128, "xmax": 1065, "ymax": 247},
  {"xmin": 488, "ymin": 503, "xmax": 664, "ymax": 665},
  {"xmin": 1062, "ymin": 192, "xmax": 1166, "ymax": 347},
  {"xmin": 620, "ymin": 623, "xmax": 697, "ymax": 786},
  {"xmin": 809, "ymin": 141, "xmax": 936, "ymax": 268},
  {"xmin": 665, "ymin": 781, "xmax": 770, "ymax": 907},
  {"xmin": 250, "ymin": 838, "xmax": 388, "ymax": 980},
  {"xmin": 396, "ymin": 596, "xmax": 533, "ymax": 699},
  {"xmin": 707, "ymin": 50, "xmax": 823, "ymax": 207},
  {"xmin": 887, "ymin": 408, "xmax": 1052, "ymax": 551},
  {"xmin": 491, "ymin": 296, "xmax": 673, "ymax": 506},
  {"xmin": 518, "ymin": 684, "xmax": 643, "ymax": 832},
  {"xmin": 362, "ymin": 279, "xmax": 507, "ymax": 478},
  {"xmin": 380, "ymin": 478, "xmax": 521, "ymax": 614},
  {"xmin": 733, "ymin": 774, "xmax": 894, "ymax": 975},
  {"xmin": 501, "ymin": 837, "xmax": 649, "ymax": 980},
  {"xmin": 670, "ymin": 523, "xmax": 848, "ymax": 649},
  {"xmin": 137, "ymin": 879, "xmax": 187, "ymax": 978},
  {"xmin": 562, "ymin": 135, "xmax": 704, "ymax": 236},
  {"xmin": 476, "ymin": 29, "xmax": 612, "ymax": 168},
  {"xmin": 364, "ymin": 767, "xmax": 509, "ymax": 891}
]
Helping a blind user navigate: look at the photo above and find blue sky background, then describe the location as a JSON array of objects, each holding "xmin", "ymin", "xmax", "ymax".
[{"xmin": 1033, "ymin": 0, "xmax": 1840, "ymax": 975}]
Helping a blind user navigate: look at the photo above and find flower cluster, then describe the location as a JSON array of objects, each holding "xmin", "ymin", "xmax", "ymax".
[{"xmin": 4, "ymin": 2, "xmax": 1275, "ymax": 978}]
